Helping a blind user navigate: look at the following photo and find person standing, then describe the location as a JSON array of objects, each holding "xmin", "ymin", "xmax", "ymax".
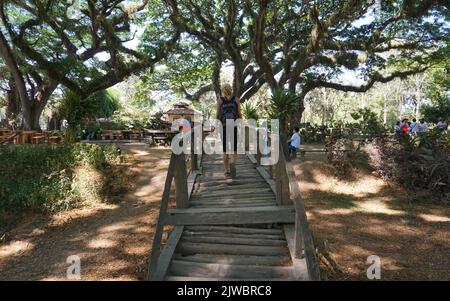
[
  {"xmin": 216, "ymin": 83, "xmax": 242, "ymax": 178},
  {"xmin": 401, "ymin": 119, "xmax": 409, "ymax": 135},
  {"xmin": 394, "ymin": 121, "xmax": 402, "ymax": 137},
  {"xmin": 410, "ymin": 118, "xmax": 418, "ymax": 133}
]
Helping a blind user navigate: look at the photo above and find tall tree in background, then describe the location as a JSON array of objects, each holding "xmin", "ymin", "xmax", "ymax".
[
  {"xmin": 0, "ymin": 0, "xmax": 180, "ymax": 129},
  {"xmin": 164, "ymin": 0, "xmax": 449, "ymax": 119}
]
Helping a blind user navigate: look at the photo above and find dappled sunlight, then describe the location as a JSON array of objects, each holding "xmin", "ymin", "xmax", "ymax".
[
  {"xmin": 296, "ymin": 159, "xmax": 450, "ymax": 280},
  {"xmin": 87, "ymin": 238, "xmax": 118, "ymax": 249},
  {"xmin": 357, "ymin": 199, "xmax": 405, "ymax": 216},
  {"xmin": 419, "ymin": 214, "xmax": 450, "ymax": 223},
  {"xmin": 0, "ymin": 240, "xmax": 34, "ymax": 259},
  {"xmin": 312, "ymin": 208, "xmax": 355, "ymax": 216},
  {"xmin": 0, "ymin": 145, "xmax": 169, "ymax": 280}
]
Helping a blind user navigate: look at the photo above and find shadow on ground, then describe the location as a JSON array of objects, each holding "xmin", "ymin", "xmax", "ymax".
[
  {"xmin": 0, "ymin": 144, "xmax": 171, "ymax": 280},
  {"xmin": 294, "ymin": 157, "xmax": 450, "ymax": 280}
]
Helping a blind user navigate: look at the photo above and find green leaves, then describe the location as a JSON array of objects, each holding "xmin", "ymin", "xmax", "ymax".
[{"xmin": 268, "ymin": 89, "xmax": 301, "ymax": 133}]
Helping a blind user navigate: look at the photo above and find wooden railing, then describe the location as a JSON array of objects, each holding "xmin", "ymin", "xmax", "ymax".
[
  {"xmin": 147, "ymin": 128, "xmax": 203, "ymax": 280},
  {"xmin": 257, "ymin": 130, "xmax": 321, "ymax": 281}
]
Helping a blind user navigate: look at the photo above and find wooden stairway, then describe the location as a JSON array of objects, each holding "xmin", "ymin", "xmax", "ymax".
[{"xmin": 147, "ymin": 133, "xmax": 320, "ymax": 281}]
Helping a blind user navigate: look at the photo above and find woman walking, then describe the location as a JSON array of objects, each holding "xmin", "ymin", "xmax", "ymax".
[{"xmin": 216, "ymin": 83, "xmax": 242, "ymax": 178}]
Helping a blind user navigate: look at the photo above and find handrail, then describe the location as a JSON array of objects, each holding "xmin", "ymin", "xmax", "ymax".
[
  {"xmin": 261, "ymin": 130, "xmax": 321, "ymax": 280},
  {"xmin": 147, "ymin": 126, "xmax": 204, "ymax": 280},
  {"xmin": 283, "ymin": 154, "xmax": 321, "ymax": 280},
  {"xmin": 147, "ymin": 152, "xmax": 178, "ymax": 280}
]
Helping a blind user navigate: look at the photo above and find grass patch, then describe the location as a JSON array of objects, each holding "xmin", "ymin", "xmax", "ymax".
[
  {"xmin": 0, "ymin": 143, "xmax": 125, "ymax": 213},
  {"xmin": 311, "ymin": 191, "xmax": 358, "ymax": 209}
]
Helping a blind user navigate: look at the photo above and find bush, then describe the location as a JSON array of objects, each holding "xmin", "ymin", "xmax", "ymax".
[
  {"xmin": 0, "ymin": 143, "xmax": 121, "ymax": 212},
  {"xmin": 367, "ymin": 129, "xmax": 450, "ymax": 196}
]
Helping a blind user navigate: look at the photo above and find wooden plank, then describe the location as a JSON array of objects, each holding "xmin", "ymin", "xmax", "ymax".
[
  {"xmin": 169, "ymin": 260, "xmax": 294, "ymax": 279},
  {"xmin": 283, "ymin": 224, "xmax": 309, "ymax": 281},
  {"xmin": 163, "ymin": 206, "xmax": 295, "ymax": 226},
  {"xmin": 196, "ymin": 187, "xmax": 273, "ymax": 198},
  {"xmin": 190, "ymin": 193, "xmax": 276, "ymax": 202},
  {"xmin": 191, "ymin": 203, "xmax": 276, "ymax": 209},
  {"xmin": 247, "ymin": 153, "xmax": 258, "ymax": 164},
  {"xmin": 183, "ymin": 231, "xmax": 284, "ymax": 240},
  {"xmin": 150, "ymin": 226, "xmax": 184, "ymax": 281},
  {"xmin": 185, "ymin": 225, "xmax": 283, "ymax": 235},
  {"xmin": 187, "ymin": 170, "xmax": 200, "ymax": 199},
  {"xmin": 176, "ymin": 242, "xmax": 289, "ymax": 256},
  {"xmin": 190, "ymin": 196, "xmax": 275, "ymax": 203},
  {"xmin": 181, "ymin": 235, "xmax": 287, "ymax": 246},
  {"xmin": 197, "ymin": 179, "xmax": 267, "ymax": 187},
  {"xmin": 255, "ymin": 166, "xmax": 277, "ymax": 195},
  {"xmin": 196, "ymin": 182, "xmax": 269, "ymax": 191},
  {"xmin": 172, "ymin": 253, "xmax": 291, "ymax": 266}
]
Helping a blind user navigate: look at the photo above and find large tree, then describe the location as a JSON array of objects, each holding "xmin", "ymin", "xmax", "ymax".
[
  {"xmin": 163, "ymin": 0, "xmax": 449, "ymax": 119},
  {"xmin": 0, "ymin": 0, "xmax": 180, "ymax": 129}
]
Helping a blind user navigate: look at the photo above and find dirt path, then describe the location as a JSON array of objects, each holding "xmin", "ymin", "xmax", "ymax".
[
  {"xmin": 294, "ymin": 154, "xmax": 450, "ymax": 280},
  {"xmin": 0, "ymin": 144, "xmax": 170, "ymax": 280}
]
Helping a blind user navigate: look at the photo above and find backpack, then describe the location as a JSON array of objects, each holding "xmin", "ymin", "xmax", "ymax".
[{"xmin": 220, "ymin": 96, "xmax": 237, "ymax": 123}]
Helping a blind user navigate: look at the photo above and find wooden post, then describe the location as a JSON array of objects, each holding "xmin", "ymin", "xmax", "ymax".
[
  {"xmin": 174, "ymin": 153, "xmax": 189, "ymax": 209},
  {"xmin": 245, "ymin": 126, "xmax": 249, "ymax": 152},
  {"xmin": 274, "ymin": 138, "xmax": 291, "ymax": 205},
  {"xmin": 294, "ymin": 212, "xmax": 304, "ymax": 259},
  {"xmin": 256, "ymin": 128, "xmax": 262, "ymax": 165},
  {"xmin": 190, "ymin": 130, "xmax": 198, "ymax": 171}
]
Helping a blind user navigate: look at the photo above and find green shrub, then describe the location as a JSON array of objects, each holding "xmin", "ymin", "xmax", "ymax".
[{"xmin": 0, "ymin": 143, "xmax": 121, "ymax": 212}]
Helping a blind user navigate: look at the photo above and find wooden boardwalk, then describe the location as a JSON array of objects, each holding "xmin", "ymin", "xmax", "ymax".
[{"xmin": 147, "ymin": 134, "xmax": 320, "ymax": 281}]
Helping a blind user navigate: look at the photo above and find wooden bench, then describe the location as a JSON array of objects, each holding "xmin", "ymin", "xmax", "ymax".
[
  {"xmin": 292, "ymin": 148, "xmax": 328, "ymax": 159},
  {"xmin": 32, "ymin": 135, "xmax": 45, "ymax": 144},
  {"xmin": 48, "ymin": 136, "xmax": 61, "ymax": 144},
  {"xmin": 154, "ymin": 135, "xmax": 170, "ymax": 145}
]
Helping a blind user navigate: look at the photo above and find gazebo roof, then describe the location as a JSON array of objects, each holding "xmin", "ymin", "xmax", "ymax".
[{"xmin": 164, "ymin": 101, "xmax": 202, "ymax": 116}]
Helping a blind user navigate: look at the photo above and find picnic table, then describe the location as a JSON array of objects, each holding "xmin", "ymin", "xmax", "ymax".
[
  {"xmin": 101, "ymin": 130, "xmax": 124, "ymax": 140},
  {"xmin": 13, "ymin": 131, "xmax": 37, "ymax": 144},
  {"xmin": 0, "ymin": 128, "xmax": 10, "ymax": 136},
  {"xmin": 121, "ymin": 129, "xmax": 142, "ymax": 140},
  {"xmin": 144, "ymin": 129, "xmax": 178, "ymax": 145}
]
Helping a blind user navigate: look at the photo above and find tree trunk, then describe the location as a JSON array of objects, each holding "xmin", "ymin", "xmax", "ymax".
[
  {"xmin": 6, "ymin": 79, "xmax": 20, "ymax": 119},
  {"xmin": 22, "ymin": 103, "xmax": 44, "ymax": 130}
]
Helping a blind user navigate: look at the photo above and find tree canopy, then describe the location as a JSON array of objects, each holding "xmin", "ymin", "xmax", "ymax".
[{"xmin": 0, "ymin": 0, "xmax": 448, "ymax": 130}]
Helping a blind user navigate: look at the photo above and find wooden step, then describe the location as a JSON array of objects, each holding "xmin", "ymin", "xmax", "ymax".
[
  {"xmin": 176, "ymin": 242, "xmax": 290, "ymax": 256},
  {"xmin": 185, "ymin": 225, "xmax": 283, "ymax": 235},
  {"xmin": 191, "ymin": 202, "xmax": 276, "ymax": 209},
  {"xmin": 190, "ymin": 193, "xmax": 276, "ymax": 202},
  {"xmin": 163, "ymin": 206, "xmax": 295, "ymax": 225},
  {"xmin": 196, "ymin": 182, "xmax": 270, "ymax": 191},
  {"xmin": 183, "ymin": 230, "xmax": 285, "ymax": 240},
  {"xmin": 190, "ymin": 198, "xmax": 275, "ymax": 205},
  {"xmin": 180, "ymin": 235, "xmax": 287, "ymax": 246},
  {"xmin": 196, "ymin": 188, "xmax": 273, "ymax": 198},
  {"xmin": 168, "ymin": 260, "xmax": 294, "ymax": 279},
  {"xmin": 172, "ymin": 253, "xmax": 291, "ymax": 266}
]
